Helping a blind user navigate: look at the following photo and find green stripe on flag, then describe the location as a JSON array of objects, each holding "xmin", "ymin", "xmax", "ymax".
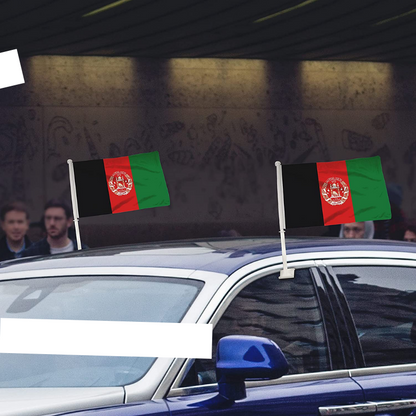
[
  {"xmin": 346, "ymin": 156, "xmax": 391, "ymax": 221},
  {"xmin": 129, "ymin": 152, "xmax": 170, "ymax": 209}
]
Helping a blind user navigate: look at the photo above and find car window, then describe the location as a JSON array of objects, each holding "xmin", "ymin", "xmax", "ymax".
[
  {"xmin": 180, "ymin": 268, "xmax": 329, "ymax": 387},
  {"xmin": 335, "ymin": 266, "xmax": 416, "ymax": 367},
  {"xmin": 0, "ymin": 276, "xmax": 203, "ymax": 388}
]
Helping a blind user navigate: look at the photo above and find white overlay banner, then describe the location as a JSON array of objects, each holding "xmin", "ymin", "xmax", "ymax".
[
  {"xmin": 0, "ymin": 49, "xmax": 25, "ymax": 90},
  {"xmin": 0, "ymin": 318, "xmax": 212, "ymax": 358}
]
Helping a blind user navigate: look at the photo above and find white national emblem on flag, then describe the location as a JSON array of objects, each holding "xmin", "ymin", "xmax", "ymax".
[
  {"xmin": 108, "ymin": 171, "xmax": 133, "ymax": 196},
  {"xmin": 321, "ymin": 177, "xmax": 349, "ymax": 206}
]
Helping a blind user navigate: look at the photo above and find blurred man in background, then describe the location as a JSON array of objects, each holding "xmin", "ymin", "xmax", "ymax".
[
  {"xmin": 0, "ymin": 201, "xmax": 32, "ymax": 261},
  {"xmin": 22, "ymin": 199, "xmax": 86, "ymax": 257}
]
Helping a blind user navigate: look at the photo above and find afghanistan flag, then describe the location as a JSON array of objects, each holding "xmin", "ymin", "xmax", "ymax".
[
  {"xmin": 282, "ymin": 156, "xmax": 391, "ymax": 228},
  {"xmin": 73, "ymin": 151, "xmax": 170, "ymax": 218}
]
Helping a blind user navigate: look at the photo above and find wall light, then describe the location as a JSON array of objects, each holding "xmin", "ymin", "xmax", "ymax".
[
  {"xmin": 373, "ymin": 7, "xmax": 416, "ymax": 26},
  {"xmin": 83, "ymin": 0, "xmax": 133, "ymax": 17},
  {"xmin": 254, "ymin": 0, "xmax": 319, "ymax": 24}
]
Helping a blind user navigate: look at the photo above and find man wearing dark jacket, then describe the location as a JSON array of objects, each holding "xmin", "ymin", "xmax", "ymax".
[
  {"xmin": 0, "ymin": 201, "xmax": 32, "ymax": 261},
  {"xmin": 22, "ymin": 199, "xmax": 86, "ymax": 257}
]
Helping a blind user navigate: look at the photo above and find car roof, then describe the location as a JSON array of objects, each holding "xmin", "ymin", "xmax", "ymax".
[{"xmin": 1, "ymin": 237, "xmax": 416, "ymax": 276}]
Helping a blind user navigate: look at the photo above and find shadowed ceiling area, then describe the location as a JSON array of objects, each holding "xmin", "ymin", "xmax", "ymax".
[{"xmin": 3, "ymin": 0, "xmax": 416, "ymax": 62}]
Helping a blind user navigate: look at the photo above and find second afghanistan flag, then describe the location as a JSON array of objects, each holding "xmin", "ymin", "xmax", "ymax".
[
  {"xmin": 73, "ymin": 151, "xmax": 170, "ymax": 218},
  {"xmin": 282, "ymin": 156, "xmax": 391, "ymax": 228}
]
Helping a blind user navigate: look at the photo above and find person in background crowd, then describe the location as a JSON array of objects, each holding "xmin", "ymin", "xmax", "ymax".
[
  {"xmin": 403, "ymin": 223, "xmax": 416, "ymax": 242},
  {"xmin": 0, "ymin": 201, "xmax": 32, "ymax": 261},
  {"xmin": 339, "ymin": 221, "xmax": 374, "ymax": 239},
  {"xmin": 22, "ymin": 199, "xmax": 86, "ymax": 257},
  {"xmin": 374, "ymin": 183, "xmax": 407, "ymax": 240}
]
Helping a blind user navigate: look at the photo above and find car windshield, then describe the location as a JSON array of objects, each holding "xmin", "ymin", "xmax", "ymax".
[{"xmin": 0, "ymin": 275, "xmax": 203, "ymax": 388}]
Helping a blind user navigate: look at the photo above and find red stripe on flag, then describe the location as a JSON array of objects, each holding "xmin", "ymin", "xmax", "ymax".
[
  {"xmin": 316, "ymin": 160, "xmax": 355, "ymax": 226},
  {"xmin": 103, "ymin": 156, "xmax": 140, "ymax": 214}
]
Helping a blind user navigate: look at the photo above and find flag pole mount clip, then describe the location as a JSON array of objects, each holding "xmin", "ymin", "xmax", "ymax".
[{"xmin": 279, "ymin": 268, "xmax": 295, "ymax": 279}]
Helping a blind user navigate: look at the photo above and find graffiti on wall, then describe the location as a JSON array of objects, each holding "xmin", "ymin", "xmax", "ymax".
[
  {"xmin": 161, "ymin": 112, "xmax": 331, "ymax": 220},
  {"xmin": 0, "ymin": 110, "xmax": 40, "ymax": 205},
  {"xmin": 342, "ymin": 130, "xmax": 373, "ymax": 151},
  {"xmin": 372, "ymin": 113, "xmax": 390, "ymax": 130}
]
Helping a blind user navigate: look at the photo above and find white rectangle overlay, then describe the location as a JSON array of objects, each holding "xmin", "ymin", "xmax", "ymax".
[
  {"xmin": 0, "ymin": 318, "xmax": 212, "ymax": 358},
  {"xmin": 0, "ymin": 49, "xmax": 25, "ymax": 90}
]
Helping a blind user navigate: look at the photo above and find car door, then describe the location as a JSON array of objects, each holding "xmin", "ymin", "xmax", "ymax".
[
  {"xmin": 329, "ymin": 262, "xmax": 416, "ymax": 415},
  {"xmin": 166, "ymin": 267, "xmax": 365, "ymax": 416}
]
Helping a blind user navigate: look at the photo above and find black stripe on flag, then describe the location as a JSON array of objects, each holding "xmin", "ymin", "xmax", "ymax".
[
  {"xmin": 73, "ymin": 159, "xmax": 112, "ymax": 218},
  {"xmin": 282, "ymin": 163, "xmax": 324, "ymax": 228}
]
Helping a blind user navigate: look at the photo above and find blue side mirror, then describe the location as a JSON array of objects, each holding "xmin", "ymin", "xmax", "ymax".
[{"xmin": 216, "ymin": 335, "xmax": 289, "ymax": 401}]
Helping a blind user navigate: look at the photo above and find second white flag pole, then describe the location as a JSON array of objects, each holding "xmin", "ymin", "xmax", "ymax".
[{"xmin": 275, "ymin": 161, "xmax": 295, "ymax": 279}]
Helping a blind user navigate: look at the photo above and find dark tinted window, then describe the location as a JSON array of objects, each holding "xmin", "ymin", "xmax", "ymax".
[
  {"xmin": 335, "ymin": 266, "xmax": 416, "ymax": 367},
  {"xmin": 181, "ymin": 269, "xmax": 329, "ymax": 386}
]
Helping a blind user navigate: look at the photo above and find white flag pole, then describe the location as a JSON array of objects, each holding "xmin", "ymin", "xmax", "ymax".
[
  {"xmin": 67, "ymin": 159, "xmax": 82, "ymax": 250},
  {"xmin": 275, "ymin": 161, "xmax": 295, "ymax": 279}
]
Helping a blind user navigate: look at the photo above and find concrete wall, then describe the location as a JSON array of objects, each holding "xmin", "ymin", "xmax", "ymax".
[{"xmin": 0, "ymin": 57, "xmax": 415, "ymax": 246}]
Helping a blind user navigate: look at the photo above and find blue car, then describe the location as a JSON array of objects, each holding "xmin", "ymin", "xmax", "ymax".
[{"xmin": 1, "ymin": 237, "xmax": 416, "ymax": 415}]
